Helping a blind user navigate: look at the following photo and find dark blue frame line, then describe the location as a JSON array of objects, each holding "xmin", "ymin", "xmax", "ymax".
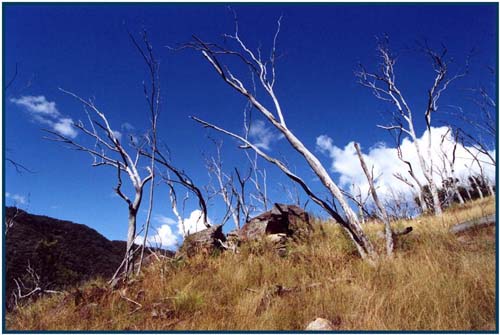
[{"xmin": 1, "ymin": 2, "xmax": 498, "ymax": 334}]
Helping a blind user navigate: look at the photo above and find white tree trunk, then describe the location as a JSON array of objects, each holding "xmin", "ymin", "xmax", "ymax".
[
  {"xmin": 354, "ymin": 143, "xmax": 393, "ymax": 256},
  {"xmin": 275, "ymin": 124, "xmax": 377, "ymax": 260}
]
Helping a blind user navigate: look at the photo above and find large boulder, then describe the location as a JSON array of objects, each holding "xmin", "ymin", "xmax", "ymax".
[
  {"xmin": 178, "ymin": 225, "xmax": 226, "ymax": 257},
  {"xmin": 238, "ymin": 203, "xmax": 312, "ymax": 242}
]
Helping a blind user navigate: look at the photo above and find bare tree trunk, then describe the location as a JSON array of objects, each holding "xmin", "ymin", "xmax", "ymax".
[
  {"xmin": 455, "ymin": 186, "xmax": 465, "ymax": 205},
  {"xmin": 410, "ymin": 124, "xmax": 442, "ymax": 215},
  {"xmin": 125, "ymin": 208, "xmax": 138, "ymax": 276},
  {"xmin": 125, "ymin": 189, "xmax": 143, "ymax": 276},
  {"xmin": 274, "ymin": 123, "xmax": 378, "ymax": 260},
  {"xmin": 357, "ymin": 200, "xmax": 365, "ymax": 224},
  {"xmin": 487, "ymin": 182, "xmax": 494, "ymax": 197},
  {"xmin": 476, "ymin": 182, "xmax": 484, "ymax": 199},
  {"xmin": 356, "ymin": 39, "xmax": 466, "ymax": 217},
  {"xmin": 187, "ymin": 21, "xmax": 378, "ymax": 262},
  {"xmin": 464, "ymin": 187, "xmax": 472, "ymax": 201},
  {"xmin": 354, "ymin": 143, "xmax": 393, "ymax": 256},
  {"xmin": 428, "ymin": 181, "xmax": 442, "ymax": 214}
]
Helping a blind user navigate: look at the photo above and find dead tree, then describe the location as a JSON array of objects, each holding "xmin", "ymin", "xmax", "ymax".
[
  {"xmin": 129, "ymin": 32, "xmax": 160, "ymax": 275},
  {"xmin": 246, "ymin": 150, "xmax": 269, "ymax": 212},
  {"xmin": 340, "ymin": 186, "xmax": 371, "ymax": 223},
  {"xmin": 433, "ymin": 128, "xmax": 465, "ymax": 206},
  {"xmin": 47, "ymin": 89, "xmax": 152, "ymax": 279},
  {"xmin": 206, "ymin": 140, "xmax": 250, "ymax": 229},
  {"xmin": 185, "ymin": 15, "xmax": 378, "ymax": 261},
  {"xmin": 355, "ymin": 185, "xmax": 368, "ymax": 224},
  {"xmin": 383, "ymin": 187, "xmax": 415, "ymax": 220},
  {"xmin": 449, "ymin": 76, "xmax": 496, "ymax": 167},
  {"xmin": 354, "ymin": 143, "xmax": 393, "ymax": 256},
  {"xmin": 206, "ymin": 137, "xmax": 269, "ymax": 229},
  {"xmin": 11, "ymin": 262, "xmax": 61, "ymax": 309},
  {"xmin": 462, "ymin": 147, "xmax": 494, "ymax": 198},
  {"xmin": 356, "ymin": 37, "xmax": 468, "ymax": 215},
  {"xmin": 45, "ymin": 33, "xmax": 161, "ymax": 279},
  {"xmin": 5, "ymin": 206, "xmax": 23, "ymax": 236},
  {"xmin": 391, "ymin": 129, "xmax": 430, "ymax": 213},
  {"xmin": 150, "ymin": 147, "xmax": 210, "ymax": 230}
]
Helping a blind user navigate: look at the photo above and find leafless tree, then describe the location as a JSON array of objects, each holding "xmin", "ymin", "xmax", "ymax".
[
  {"xmin": 185, "ymin": 15, "xmax": 378, "ymax": 261},
  {"xmin": 356, "ymin": 37, "xmax": 468, "ymax": 215},
  {"xmin": 391, "ymin": 130, "xmax": 430, "ymax": 213},
  {"xmin": 151, "ymin": 147, "xmax": 210, "ymax": 229},
  {"xmin": 355, "ymin": 185, "xmax": 367, "ymax": 224},
  {"xmin": 5, "ymin": 207, "xmax": 22, "ymax": 236},
  {"xmin": 383, "ymin": 187, "xmax": 415, "ymax": 220},
  {"xmin": 435, "ymin": 128, "xmax": 465, "ymax": 206},
  {"xmin": 462, "ymin": 146, "xmax": 494, "ymax": 198},
  {"xmin": 166, "ymin": 175, "xmax": 190, "ymax": 236},
  {"xmin": 340, "ymin": 185, "xmax": 371, "ymax": 224},
  {"xmin": 45, "ymin": 33, "xmax": 161, "ymax": 280},
  {"xmin": 354, "ymin": 143, "xmax": 393, "ymax": 256},
  {"xmin": 5, "ymin": 195, "xmax": 31, "ymax": 236},
  {"xmin": 128, "ymin": 31, "xmax": 161, "ymax": 276},
  {"xmin": 206, "ymin": 138, "xmax": 269, "ymax": 229},
  {"xmin": 11, "ymin": 262, "xmax": 62, "ymax": 309},
  {"xmin": 47, "ymin": 89, "xmax": 153, "ymax": 279},
  {"xmin": 245, "ymin": 150, "xmax": 269, "ymax": 212},
  {"xmin": 449, "ymin": 77, "xmax": 496, "ymax": 167},
  {"xmin": 205, "ymin": 150, "xmax": 235, "ymax": 227}
]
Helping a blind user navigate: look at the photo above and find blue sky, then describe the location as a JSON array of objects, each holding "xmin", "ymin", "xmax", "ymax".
[{"xmin": 4, "ymin": 3, "xmax": 497, "ymax": 248}]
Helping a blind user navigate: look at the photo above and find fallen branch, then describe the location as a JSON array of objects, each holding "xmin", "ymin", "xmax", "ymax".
[
  {"xmin": 393, "ymin": 226, "xmax": 413, "ymax": 237},
  {"xmin": 119, "ymin": 290, "xmax": 143, "ymax": 315},
  {"xmin": 449, "ymin": 214, "xmax": 495, "ymax": 235}
]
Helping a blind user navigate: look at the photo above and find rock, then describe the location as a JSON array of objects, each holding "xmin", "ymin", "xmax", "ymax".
[
  {"xmin": 224, "ymin": 230, "xmax": 241, "ymax": 253},
  {"xmin": 305, "ymin": 317, "xmax": 334, "ymax": 330},
  {"xmin": 178, "ymin": 225, "xmax": 226, "ymax": 257},
  {"xmin": 239, "ymin": 203, "xmax": 312, "ymax": 241},
  {"xmin": 266, "ymin": 233, "xmax": 287, "ymax": 244}
]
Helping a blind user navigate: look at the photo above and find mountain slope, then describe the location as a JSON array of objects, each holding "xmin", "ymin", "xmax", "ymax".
[{"xmin": 4, "ymin": 207, "xmax": 172, "ymax": 309}]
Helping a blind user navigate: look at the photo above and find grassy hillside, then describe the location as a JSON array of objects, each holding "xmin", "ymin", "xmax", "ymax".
[{"xmin": 5, "ymin": 197, "xmax": 496, "ymax": 331}]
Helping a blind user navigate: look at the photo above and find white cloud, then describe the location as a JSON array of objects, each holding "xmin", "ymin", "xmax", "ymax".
[
  {"xmin": 249, "ymin": 120, "xmax": 283, "ymax": 151},
  {"xmin": 10, "ymin": 96, "xmax": 60, "ymax": 118},
  {"xmin": 135, "ymin": 210, "xmax": 213, "ymax": 249},
  {"xmin": 121, "ymin": 122, "xmax": 135, "ymax": 132},
  {"xmin": 316, "ymin": 126, "xmax": 495, "ymax": 201},
  {"xmin": 134, "ymin": 221, "xmax": 179, "ymax": 249},
  {"xmin": 179, "ymin": 209, "xmax": 211, "ymax": 237},
  {"xmin": 53, "ymin": 118, "xmax": 77, "ymax": 139},
  {"xmin": 6, "ymin": 192, "xmax": 27, "ymax": 205},
  {"xmin": 137, "ymin": 224, "xmax": 178, "ymax": 248},
  {"xmin": 154, "ymin": 214, "xmax": 177, "ymax": 226},
  {"xmin": 112, "ymin": 130, "xmax": 122, "ymax": 141},
  {"xmin": 10, "ymin": 95, "xmax": 78, "ymax": 139}
]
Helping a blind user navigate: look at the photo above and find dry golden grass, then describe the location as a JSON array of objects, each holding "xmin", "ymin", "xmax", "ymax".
[{"xmin": 6, "ymin": 197, "xmax": 496, "ymax": 331}]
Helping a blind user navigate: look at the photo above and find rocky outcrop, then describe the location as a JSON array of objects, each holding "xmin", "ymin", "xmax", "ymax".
[
  {"xmin": 238, "ymin": 203, "xmax": 312, "ymax": 241},
  {"xmin": 178, "ymin": 225, "xmax": 226, "ymax": 257},
  {"xmin": 178, "ymin": 204, "xmax": 312, "ymax": 257}
]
